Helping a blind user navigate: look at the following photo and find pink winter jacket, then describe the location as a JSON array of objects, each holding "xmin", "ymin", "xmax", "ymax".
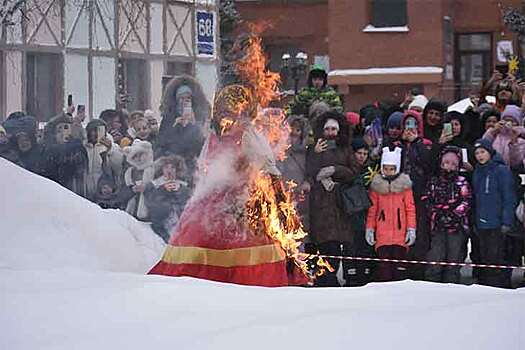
[{"xmin": 483, "ymin": 127, "xmax": 525, "ymax": 168}]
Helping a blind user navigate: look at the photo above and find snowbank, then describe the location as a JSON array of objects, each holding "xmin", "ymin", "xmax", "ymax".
[
  {"xmin": 0, "ymin": 158, "xmax": 165, "ymax": 273},
  {"xmin": 1, "ymin": 269, "xmax": 524, "ymax": 350}
]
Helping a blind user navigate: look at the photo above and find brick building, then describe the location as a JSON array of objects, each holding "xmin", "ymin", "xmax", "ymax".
[{"xmin": 237, "ymin": 0, "xmax": 523, "ymax": 111}]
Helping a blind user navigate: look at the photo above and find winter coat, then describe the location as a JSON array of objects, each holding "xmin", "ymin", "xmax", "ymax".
[
  {"xmin": 288, "ymin": 87, "xmax": 343, "ymax": 117},
  {"xmin": 394, "ymin": 111, "xmax": 434, "ymax": 198},
  {"xmin": 42, "ymin": 140, "xmax": 88, "ymax": 197},
  {"xmin": 156, "ymin": 123, "xmax": 204, "ymax": 173},
  {"xmin": 17, "ymin": 143, "xmax": 44, "ymax": 174},
  {"xmin": 84, "ymin": 135, "xmax": 123, "ymax": 200},
  {"xmin": 421, "ymin": 171, "xmax": 472, "ymax": 234},
  {"xmin": 366, "ymin": 173, "xmax": 416, "ymax": 250},
  {"xmin": 124, "ymin": 166, "xmax": 155, "ymax": 220},
  {"xmin": 483, "ymin": 127, "xmax": 525, "ymax": 169},
  {"xmin": 472, "ymin": 156, "xmax": 517, "ymax": 230},
  {"xmin": 278, "ymin": 116, "xmax": 310, "ymax": 230},
  {"xmin": 145, "ymin": 178, "xmax": 190, "ymax": 225},
  {"xmin": 306, "ymin": 145, "xmax": 359, "ymax": 244}
]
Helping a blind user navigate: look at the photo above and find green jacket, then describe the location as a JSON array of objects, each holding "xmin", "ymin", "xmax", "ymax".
[{"xmin": 287, "ymin": 86, "xmax": 343, "ymax": 117}]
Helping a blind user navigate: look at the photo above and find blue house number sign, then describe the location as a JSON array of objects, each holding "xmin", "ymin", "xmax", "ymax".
[{"xmin": 197, "ymin": 11, "xmax": 215, "ymax": 56}]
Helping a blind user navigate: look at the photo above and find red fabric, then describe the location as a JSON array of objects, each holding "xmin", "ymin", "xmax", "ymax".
[
  {"xmin": 148, "ymin": 132, "xmax": 308, "ymax": 287},
  {"xmin": 149, "ymin": 261, "xmax": 291, "ymax": 287}
]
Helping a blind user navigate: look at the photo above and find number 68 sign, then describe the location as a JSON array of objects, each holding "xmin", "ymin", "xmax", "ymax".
[{"xmin": 196, "ymin": 11, "xmax": 215, "ymax": 57}]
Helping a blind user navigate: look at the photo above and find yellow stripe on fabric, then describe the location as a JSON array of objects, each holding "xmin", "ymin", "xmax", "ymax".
[{"xmin": 161, "ymin": 244, "xmax": 286, "ymax": 267}]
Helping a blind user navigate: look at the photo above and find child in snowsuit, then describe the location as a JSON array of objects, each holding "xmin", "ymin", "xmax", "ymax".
[
  {"xmin": 472, "ymin": 138, "xmax": 517, "ymax": 288},
  {"xmin": 366, "ymin": 147, "xmax": 417, "ymax": 282},
  {"xmin": 422, "ymin": 146, "xmax": 472, "ymax": 283},
  {"xmin": 123, "ymin": 139, "xmax": 155, "ymax": 220}
]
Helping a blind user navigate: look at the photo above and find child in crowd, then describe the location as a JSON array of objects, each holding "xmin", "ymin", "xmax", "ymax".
[
  {"xmin": 422, "ymin": 146, "xmax": 472, "ymax": 283},
  {"xmin": 145, "ymin": 155, "xmax": 190, "ymax": 242},
  {"xmin": 472, "ymin": 138, "xmax": 516, "ymax": 288},
  {"xmin": 94, "ymin": 174, "xmax": 124, "ymax": 210},
  {"xmin": 123, "ymin": 139, "xmax": 155, "ymax": 221},
  {"xmin": 482, "ymin": 104, "xmax": 525, "ymax": 169},
  {"xmin": 366, "ymin": 147, "xmax": 416, "ymax": 281}
]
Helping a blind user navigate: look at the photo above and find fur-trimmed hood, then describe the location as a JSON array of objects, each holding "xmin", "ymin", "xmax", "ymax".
[
  {"xmin": 161, "ymin": 75, "xmax": 211, "ymax": 126},
  {"xmin": 286, "ymin": 114, "xmax": 310, "ymax": 149},
  {"xmin": 123, "ymin": 139, "xmax": 154, "ymax": 170},
  {"xmin": 370, "ymin": 173, "xmax": 412, "ymax": 194},
  {"xmin": 154, "ymin": 154, "xmax": 187, "ymax": 179},
  {"xmin": 401, "ymin": 110, "xmax": 425, "ymax": 137}
]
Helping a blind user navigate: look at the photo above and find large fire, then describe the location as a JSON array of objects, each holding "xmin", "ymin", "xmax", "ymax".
[{"xmin": 235, "ymin": 25, "xmax": 333, "ymax": 280}]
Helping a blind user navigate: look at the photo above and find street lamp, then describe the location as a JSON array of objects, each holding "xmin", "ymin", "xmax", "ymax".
[{"xmin": 281, "ymin": 51, "xmax": 308, "ymax": 94}]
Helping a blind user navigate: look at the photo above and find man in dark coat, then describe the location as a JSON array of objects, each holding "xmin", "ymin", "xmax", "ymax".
[{"xmin": 306, "ymin": 111, "xmax": 359, "ymax": 286}]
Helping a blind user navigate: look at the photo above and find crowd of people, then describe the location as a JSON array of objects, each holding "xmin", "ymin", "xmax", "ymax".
[
  {"xmin": 282, "ymin": 65, "xmax": 524, "ymax": 289},
  {"xmin": 2, "ymin": 65, "xmax": 525, "ymax": 289},
  {"xmin": 0, "ymin": 76, "xmax": 209, "ymax": 243}
]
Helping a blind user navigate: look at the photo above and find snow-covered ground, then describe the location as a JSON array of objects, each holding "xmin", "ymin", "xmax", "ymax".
[{"xmin": 2, "ymin": 158, "xmax": 525, "ymax": 350}]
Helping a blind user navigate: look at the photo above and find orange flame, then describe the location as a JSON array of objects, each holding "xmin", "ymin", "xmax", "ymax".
[{"xmin": 232, "ymin": 25, "xmax": 331, "ymax": 280}]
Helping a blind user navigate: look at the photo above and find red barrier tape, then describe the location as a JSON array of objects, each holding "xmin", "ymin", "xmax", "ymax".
[{"xmin": 299, "ymin": 253, "xmax": 525, "ymax": 270}]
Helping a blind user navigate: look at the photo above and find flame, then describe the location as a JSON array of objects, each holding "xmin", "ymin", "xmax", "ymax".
[
  {"xmin": 245, "ymin": 173, "xmax": 309, "ymax": 275},
  {"xmin": 233, "ymin": 25, "xmax": 331, "ymax": 281}
]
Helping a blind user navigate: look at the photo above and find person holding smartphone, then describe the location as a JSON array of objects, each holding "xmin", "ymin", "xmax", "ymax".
[
  {"xmin": 482, "ymin": 104, "xmax": 525, "ymax": 169},
  {"xmin": 84, "ymin": 119, "xmax": 123, "ymax": 199},
  {"xmin": 306, "ymin": 111, "xmax": 359, "ymax": 287}
]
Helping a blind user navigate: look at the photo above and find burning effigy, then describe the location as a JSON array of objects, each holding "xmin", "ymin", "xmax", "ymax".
[{"xmin": 148, "ymin": 26, "xmax": 331, "ymax": 286}]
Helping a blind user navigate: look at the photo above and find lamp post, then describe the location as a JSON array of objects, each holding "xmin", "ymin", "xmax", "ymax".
[{"xmin": 281, "ymin": 51, "xmax": 308, "ymax": 94}]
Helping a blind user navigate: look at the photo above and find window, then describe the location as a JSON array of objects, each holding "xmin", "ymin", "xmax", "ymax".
[
  {"xmin": 118, "ymin": 58, "xmax": 148, "ymax": 112},
  {"xmin": 455, "ymin": 33, "xmax": 492, "ymax": 99},
  {"xmin": 26, "ymin": 52, "xmax": 62, "ymax": 122},
  {"xmin": 371, "ymin": 0, "xmax": 407, "ymax": 28}
]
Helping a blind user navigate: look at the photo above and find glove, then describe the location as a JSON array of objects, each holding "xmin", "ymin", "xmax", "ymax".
[
  {"xmin": 501, "ymin": 225, "xmax": 512, "ymax": 234},
  {"xmin": 320, "ymin": 177, "xmax": 335, "ymax": 192},
  {"xmin": 365, "ymin": 229, "xmax": 376, "ymax": 246},
  {"xmin": 316, "ymin": 166, "xmax": 336, "ymax": 181},
  {"xmin": 405, "ymin": 228, "xmax": 416, "ymax": 246}
]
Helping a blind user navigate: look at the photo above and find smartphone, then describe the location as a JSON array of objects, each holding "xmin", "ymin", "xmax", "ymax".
[
  {"xmin": 182, "ymin": 100, "xmax": 192, "ymax": 117},
  {"xmin": 97, "ymin": 125, "xmax": 106, "ymax": 143},
  {"xmin": 67, "ymin": 94, "xmax": 73, "ymax": 107},
  {"xmin": 443, "ymin": 123, "xmax": 452, "ymax": 136},
  {"xmin": 325, "ymin": 139, "xmax": 337, "ymax": 150}
]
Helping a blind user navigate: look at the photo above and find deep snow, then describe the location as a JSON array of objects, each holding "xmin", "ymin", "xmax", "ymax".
[{"xmin": 1, "ymin": 158, "xmax": 524, "ymax": 350}]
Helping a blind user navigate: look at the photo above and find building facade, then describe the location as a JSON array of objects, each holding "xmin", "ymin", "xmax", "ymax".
[
  {"xmin": 237, "ymin": 0, "xmax": 522, "ymax": 110},
  {"xmin": 0, "ymin": 0, "xmax": 219, "ymax": 122}
]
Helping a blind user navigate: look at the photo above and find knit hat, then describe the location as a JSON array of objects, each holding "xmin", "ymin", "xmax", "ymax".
[
  {"xmin": 324, "ymin": 118, "xmax": 340, "ymax": 131},
  {"xmin": 381, "ymin": 147, "xmax": 402, "ymax": 175},
  {"xmin": 386, "ymin": 111, "xmax": 404, "ymax": 129},
  {"xmin": 346, "ymin": 112, "xmax": 360, "ymax": 126},
  {"xmin": 501, "ymin": 105, "xmax": 523, "ymax": 125},
  {"xmin": 408, "ymin": 95, "xmax": 429, "ymax": 111},
  {"xmin": 351, "ymin": 137, "xmax": 369, "ymax": 152},
  {"xmin": 473, "ymin": 138, "xmax": 495, "ymax": 156}
]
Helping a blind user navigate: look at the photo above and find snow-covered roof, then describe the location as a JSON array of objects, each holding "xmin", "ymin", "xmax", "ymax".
[
  {"xmin": 362, "ymin": 24, "xmax": 409, "ymax": 33},
  {"xmin": 329, "ymin": 66, "xmax": 444, "ymax": 76}
]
